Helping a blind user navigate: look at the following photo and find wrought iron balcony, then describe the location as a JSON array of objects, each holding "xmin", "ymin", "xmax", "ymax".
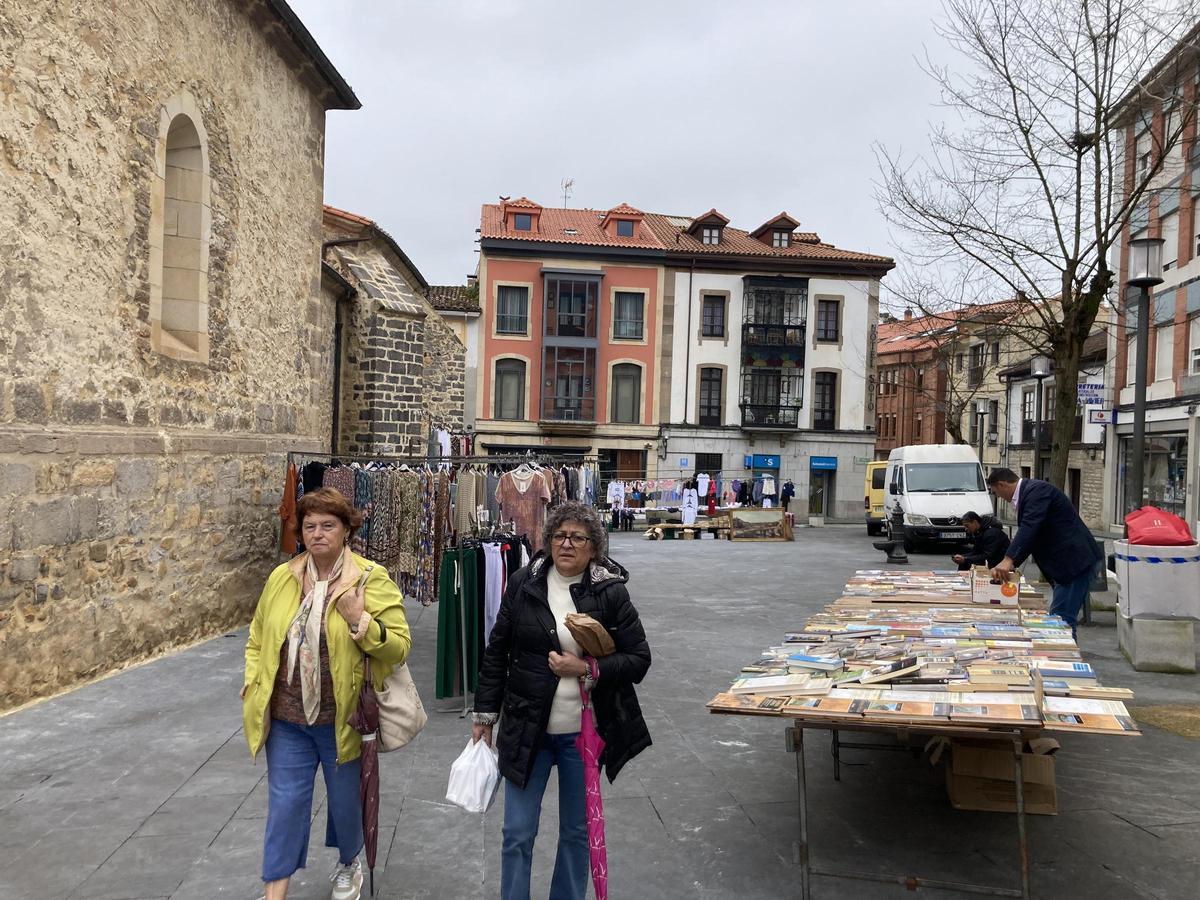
[
  {"xmin": 742, "ymin": 322, "xmax": 805, "ymax": 347},
  {"xmin": 739, "ymin": 402, "xmax": 801, "ymax": 429},
  {"xmin": 1020, "ymin": 416, "xmax": 1082, "ymax": 444},
  {"xmin": 541, "ymin": 396, "xmax": 596, "ymax": 423}
]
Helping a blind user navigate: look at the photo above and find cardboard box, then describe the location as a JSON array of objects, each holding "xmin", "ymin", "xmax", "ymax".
[
  {"xmin": 945, "ymin": 738, "xmax": 1058, "ymax": 815},
  {"xmin": 971, "ymin": 565, "xmax": 1021, "ymax": 606}
]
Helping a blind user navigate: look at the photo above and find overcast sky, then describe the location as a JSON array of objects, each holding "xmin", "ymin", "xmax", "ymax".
[{"xmin": 289, "ymin": 0, "xmax": 948, "ymax": 294}]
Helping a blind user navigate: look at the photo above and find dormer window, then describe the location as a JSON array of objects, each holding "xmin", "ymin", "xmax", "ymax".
[
  {"xmin": 772, "ymin": 230, "xmax": 790, "ymax": 248},
  {"xmin": 616, "ymin": 220, "xmax": 634, "ymax": 237},
  {"xmin": 514, "ymin": 213, "xmax": 532, "ymax": 231},
  {"xmin": 702, "ymin": 226, "xmax": 721, "ymax": 245}
]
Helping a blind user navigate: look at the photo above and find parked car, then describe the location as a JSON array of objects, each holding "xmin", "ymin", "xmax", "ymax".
[
  {"xmin": 864, "ymin": 461, "xmax": 887, "ymax": 535},
  {"xmin": 884, "ymin": 445, "xmax": 992, "ymax": 552}
]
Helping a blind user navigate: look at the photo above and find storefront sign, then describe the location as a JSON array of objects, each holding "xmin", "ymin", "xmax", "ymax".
[
  {"xmin": 1077, "ymin": 382, "xmax": 1105, "ymax": 404},
  {"xmin": 1088, "ymin": 409, "xmax": 1117, "ymax": 425},
  {"xmin": 810, "ymin": 456, "xmax": 838, "ymax": 471},
  {"xmin": 752, "ymin": 454, "xmax": 780, "ymax": 469},
  {"xmin": 853, "ymin": 456, "xmax": 872, "ymax": 466}
]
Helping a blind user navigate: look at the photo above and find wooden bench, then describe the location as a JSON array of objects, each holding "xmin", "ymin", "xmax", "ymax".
[{"xmin": 645, "ymin": 520, "xmax": 732, "ymax": 541}]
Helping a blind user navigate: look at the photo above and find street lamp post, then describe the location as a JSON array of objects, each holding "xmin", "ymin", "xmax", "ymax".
[
  {"xmin": 975, "ymin": 400, "xmax": 988, "ymax": 467},
  {"xmin": 1030, "ymin": 355, "xmax": 1052, "ymax": 480},
  {"xmin": 1127, "ymin": 237, "xmax": 1165, "ymax": 514}
]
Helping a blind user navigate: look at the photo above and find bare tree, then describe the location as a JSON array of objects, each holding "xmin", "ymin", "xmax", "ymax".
[{"xmin": 877, "ymin": 0, "xmax": 1198, "ymax": 487}]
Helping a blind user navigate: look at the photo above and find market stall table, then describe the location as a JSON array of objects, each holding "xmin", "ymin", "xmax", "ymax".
[{"xmin": 707, "ymin": 569, "xmax": 1139, "ymax": 900}]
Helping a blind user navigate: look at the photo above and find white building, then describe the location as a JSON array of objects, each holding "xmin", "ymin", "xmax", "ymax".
[{"xmin": 643, "ymin": 210, "xmax": 894, "ymax": 521}]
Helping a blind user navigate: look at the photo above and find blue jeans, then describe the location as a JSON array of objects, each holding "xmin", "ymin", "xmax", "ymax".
[
  {"xmin": 262, "ymin": 719, "xmax": 363, "ymax": 882},
  {"xmin": 501, "ymin": 732, "xmax": 588, "ymax": 900},
  {"xmin": 1050, "ymin": 572, "xmax": 1092, "ymax": 638}
]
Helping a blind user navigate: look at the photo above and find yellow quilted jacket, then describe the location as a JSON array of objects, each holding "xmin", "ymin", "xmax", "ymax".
[{"xmin": 242, "ymin": 551, "xmax": 411, "ymax": 763}]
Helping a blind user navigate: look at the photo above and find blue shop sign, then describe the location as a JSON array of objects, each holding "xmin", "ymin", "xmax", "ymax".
[
  {"xmin": 810, "ymin": 456, "xmax": 838, "ymax": 471},
  {"xmin": 752, "ymin": 454, "xmax": 780, "ymax": 469}
]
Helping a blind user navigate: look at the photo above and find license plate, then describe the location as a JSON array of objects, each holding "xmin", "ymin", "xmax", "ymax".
[{"xmin": 939, "ymin": 531, "xmax": 966, "ymax": 540}]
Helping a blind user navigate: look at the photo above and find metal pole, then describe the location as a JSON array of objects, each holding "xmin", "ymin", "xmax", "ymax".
[
  {"xmin": 977, "ymin": 411, "xmax": 986, "ymax": 467},
  {"xmin": 1033, "ymin": 378, "xmax": 1044, "ymax": 481},
  {"xmin": 1129, "ymin": 285, "xmax": 1151, "ymax": 514},
  {"xmin": 793, "ymin": 727, "xmax": 811, "ymax": 900},
  {"xmin": 1013, "ymin": 738, "xmax": 1031, "ymax": 900}
]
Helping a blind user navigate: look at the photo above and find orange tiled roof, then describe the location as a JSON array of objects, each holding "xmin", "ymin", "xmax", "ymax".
[
  {"xmin": 480, "ymin": 202, "xmax": 894, "ymax": 267},
  {"xmin": 686, "ymin": 208, "xmax": 730, "ymax": 230},
  {"xmin": 749, "ymin": 212, "xmax": 801, "ymax": 239},
  {"xmin": 323, "ymin": 204, "xmax": 374, "ymax": 227},
  {"xmin": 606, "ymin": 202, "xmax": 644, "ymax": 217},
  {"xmin": 503, "ymin": 196, "xmax": 542, "ymax": 209},
  {"xmin": 643, "ymin": 214, "xmax": 892, "ymax": 264},
  {"xmin": 875, "ymin": 300, "xmax": 1026, "ymax": 356},
  {"xmin": 480, "ymin": 204, "xmax": 666, "ymax": 249}
]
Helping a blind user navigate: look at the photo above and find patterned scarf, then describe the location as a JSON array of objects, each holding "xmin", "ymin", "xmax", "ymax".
[{"xmin": 285, "ymin": 547, "xmax": 347, "ymax": 724}]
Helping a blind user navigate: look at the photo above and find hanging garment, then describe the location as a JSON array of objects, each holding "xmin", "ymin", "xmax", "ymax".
[
  {"xmin": 606, "ymin": 480, "xmax": 626, "ymax": 510},
  {"xmin": 483, "ymin": 542, "xmax": 505, "ymax": 644},
  {"xmin": 696, "ymin": 473, "xmax": 710, "ymax": 498},
  {"xmin": 352, "ymin": 468, "xmax": 374, "ymax": 555},
  {"xmin": 496, "ymin": 469, "xmax": 552, "ymax": 551},
  {"xmin": 279, "ymin": 462, "xmax": 299, "ymax": 555},
  {"xmin": 707, "ymin": 486, "xmax": 717, "ymax": 518},
  {"xmin": 433, "ymin": 471, "xmax": 452, "ymax": 588},
  {"xmin": 323, "ymin": 466, "xmax": 355, "ymax": 503},
  {"xmin": 752, "ymin": 479, "xmax": 764, "ymax": 505},
  {"xmin": 681, "ymin": 488, "xmax": 699, "ymax": 526},
  {"xmin": 413, "ymin": 471, "xmax": 437, "ymax": 607},
  {"xmin": 763, "ymin": 475, "xmax": 777, "ymax": 497},
  {"xmin": 437, "ymin": 428, "xmax": 451, "ymax": 460},
  {"xmin": 435, "ymin": 550, "xmax": 463, "ymax": 699},
  {"xmin": 455, "ymin": 467, "xmax": 477, "ymax": 541},
  {"xmin": 366, "ymin": 468, "xmax": 398, "ymax": 568},
  {"xmin": 394, "ymin": 469, "xmax": 422, "ymax": 584}
]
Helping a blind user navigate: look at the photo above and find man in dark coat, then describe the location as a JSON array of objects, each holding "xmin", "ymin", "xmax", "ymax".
[
  {"xmin": 987, "ymin": 468, "xmax": 1103, "ymax": 637},
  {"xmin": 952, "ymin": 511, "xmax": 1011, "ymax": 571}
]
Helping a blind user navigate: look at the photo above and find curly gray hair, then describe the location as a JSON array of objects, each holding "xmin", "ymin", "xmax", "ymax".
[{"xmin": 542, "ymin": 501, "xmax": 608, "ymax": 559}]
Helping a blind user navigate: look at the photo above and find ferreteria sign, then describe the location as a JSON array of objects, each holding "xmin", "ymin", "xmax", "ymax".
[{"xmin": 1077, "ymin": 382, "xmax": 1104, "ymax": 404}]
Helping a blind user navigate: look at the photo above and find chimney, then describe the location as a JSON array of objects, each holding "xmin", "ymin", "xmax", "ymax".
[{"xmin": 904, "ymin": 308, "xmax": 913, "ymax": 321}]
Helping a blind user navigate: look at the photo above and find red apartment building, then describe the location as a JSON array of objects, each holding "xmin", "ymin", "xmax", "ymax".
[{"xmin": 874, "ymin": 310, "xmax": 950, "ymax": 458}]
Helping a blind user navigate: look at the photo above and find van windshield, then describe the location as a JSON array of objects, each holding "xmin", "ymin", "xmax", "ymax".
[{"xmin": 904, "ymin": 463, "xmax": 984, "ymax": 492}]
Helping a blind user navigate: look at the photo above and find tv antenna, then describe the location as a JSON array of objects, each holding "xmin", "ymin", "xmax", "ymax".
[{"xmin": 561, "ymin": 178, "xmax": 574, "ymax": 207}]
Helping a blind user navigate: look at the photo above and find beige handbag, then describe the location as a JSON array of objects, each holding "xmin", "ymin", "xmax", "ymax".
[
  {"xmin": 355, "ymin": 566, "xmax": 427, "ymax": 752},
  {"xmin": 374, "ymin": 659, "xmax": 428, "ymax": 752}
]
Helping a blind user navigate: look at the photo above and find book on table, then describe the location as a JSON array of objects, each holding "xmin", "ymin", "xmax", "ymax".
[
  {"xmin": 944, "ymin": 692, "xmax": 1042, "ymax": 726},
  {"xmin": 729, "ymin": 673, "xmax": 832, "ymax": 697},
  {"xmin": 1042, "ymin": 697, "xmax": 1141, "ymax": 734},
  {"xmin": 859, "ymin": 656, "xmax": 921, "ymax": 684},
  {"xmin": 787, "ymin": 653, "xmax": 846, "ymax": 672}
]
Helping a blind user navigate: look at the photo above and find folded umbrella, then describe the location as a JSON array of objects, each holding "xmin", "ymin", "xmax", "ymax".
[
  {"xmin": 348, "ymin": 655, "xmax": 381, "ymax": 897},
  {"xmin": 576, "ymin": 681, "xmax": 608, "ymax": 900}
]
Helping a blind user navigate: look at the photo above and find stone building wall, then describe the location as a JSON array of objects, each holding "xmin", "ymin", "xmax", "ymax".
[
  {"xmin": 1003, "ymin": 447, "xmax": 1106, "ymax": 531},
  {"xmin": 422, "ymin": 311, "xmax": 466, "ymax": 432},
  {"xmin": 0, "ymin": 1, "xmax": 340, "ymax": 707}
]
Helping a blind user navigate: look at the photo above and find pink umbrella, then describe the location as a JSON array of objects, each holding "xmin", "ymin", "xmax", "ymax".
[{"xmin": 576, "ymin": 681, "xmax": 608, "ymax": 900}]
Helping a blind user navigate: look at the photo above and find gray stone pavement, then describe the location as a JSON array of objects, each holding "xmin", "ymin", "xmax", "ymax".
[{"xmin": 2, "ymin": 527, "xmax": 1199, "ymax": 900}]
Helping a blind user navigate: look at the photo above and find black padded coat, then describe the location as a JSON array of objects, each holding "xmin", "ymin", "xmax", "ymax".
[{"xmin": 474, "ymin": 552, "xmax": 652, "ymax": 789}]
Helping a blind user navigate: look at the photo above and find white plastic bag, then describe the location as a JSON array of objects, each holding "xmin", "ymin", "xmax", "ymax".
[{"xmin": 446, "ymin": 738, "xmax": 500, "ymax": 813}]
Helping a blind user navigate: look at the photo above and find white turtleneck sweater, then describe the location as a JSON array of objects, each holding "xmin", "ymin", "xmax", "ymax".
[{"xmin": 546, "ymin": 565, "xmax": 585, "ymax": 734}]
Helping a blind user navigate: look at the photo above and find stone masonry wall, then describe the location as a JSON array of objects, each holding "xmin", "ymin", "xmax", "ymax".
[
  {"xmin": 422, "ymin": 308, "xmax": 466, "ymax": 432},
  {"xmin": 0, "ymin": 1, "xmax": 335, "ymax": 707}
]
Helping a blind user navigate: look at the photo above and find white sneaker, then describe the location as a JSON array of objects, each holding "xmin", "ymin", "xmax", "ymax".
[{"xmin": 330, "ymin": 858, "xmax": 363, "ymax": 900}]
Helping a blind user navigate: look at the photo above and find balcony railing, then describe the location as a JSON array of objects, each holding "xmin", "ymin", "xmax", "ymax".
[
  {"xmin": 741, "ymin": 322, "xmax": 806, "ymax": 347},
  {"xmin": 541, "ymin": 396, "xmax": 596, "ymax": 422},
  {"xmin": 1020, "ymin": 416, "xmax": 1083, "ymax": 443},
  {"xmin": 739, "ymin": 402, "xmax": 801, "ymax": 429}
]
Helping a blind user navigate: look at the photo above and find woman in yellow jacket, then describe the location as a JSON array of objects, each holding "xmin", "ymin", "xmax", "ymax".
[{"xmin": 242, "ymin": 487, "xmax": 410, "ymax": 900}]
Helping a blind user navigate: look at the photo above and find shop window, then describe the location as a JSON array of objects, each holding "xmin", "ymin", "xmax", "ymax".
[
  {"xmin": 610, "ymin": 363, "xmax": 641, "ymax": 424},
  {"xmin": 494, "ymin": 359, "xmax": 526, "ymax": 420},
  {"xmin": 496, "ymin": 285, "xmax": 529, "ymax": 334},
  {"xmin": 1121, "ymin": 434, "xmax": 1189, "ymax": 516}
]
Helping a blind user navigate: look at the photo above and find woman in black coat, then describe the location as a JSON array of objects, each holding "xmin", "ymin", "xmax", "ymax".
[{"xmin": 472, "ymin": 501, "xmax": 651, "ymax": 900}]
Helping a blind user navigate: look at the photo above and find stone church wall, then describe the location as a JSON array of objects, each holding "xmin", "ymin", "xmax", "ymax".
[{"xmin": 0, "ymin": 0, "xmax": 336, "ymax": 707}]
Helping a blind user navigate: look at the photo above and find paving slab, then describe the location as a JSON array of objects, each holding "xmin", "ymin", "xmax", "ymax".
[{"xmin": 1, "ymin": 528, "xmax": 1198, "ymax": 899}]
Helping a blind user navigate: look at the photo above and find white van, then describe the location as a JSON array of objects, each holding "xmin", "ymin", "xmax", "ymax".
[{"xmin": 884, "ymin": 445, "xmax": 993, "ymax": 552}]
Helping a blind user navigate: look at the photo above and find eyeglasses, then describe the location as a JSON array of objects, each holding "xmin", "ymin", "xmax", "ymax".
[
  {"xmin": 552, "ymin": 532, "xmax": 592, "ymax": 547},
  {"xmin": 302, "ymin": 521, "xmax": 342, "ymax": 534}
]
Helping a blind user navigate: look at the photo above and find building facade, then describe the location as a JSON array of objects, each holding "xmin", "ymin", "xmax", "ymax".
[
  {"xmin": 1111, "ymin": 31, "xmax": 1200, "ymax": 529},
  {"xmin": 653, "ymin": 211, "xmax": 893, "ymax": 521},
  {"xmin": 0, "ymin": 0, "xmax": 357, "ymax": 708},
  {"xmin": 474, "ymin": 200, "xmax": 664, "ymax": 476},
  {"xmin": 322, "ymin": 206, "xmax": 466, "ymax": 455},
  {"xmin": 472, "ymin": 199, "xmax": 894, "ymax": 519},
  {"xmin": 874, "ymin": 310, "xmax": 951, "ymax": 458},
  {"xmin": 1000, "ymin": 333, "xmax": 1109, "ymax": 529}
]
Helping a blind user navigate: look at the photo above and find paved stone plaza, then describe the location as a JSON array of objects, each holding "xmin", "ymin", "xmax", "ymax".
[{"xmin": 2, "ymin": 527, "xmax": 1198, "ymax": 899}]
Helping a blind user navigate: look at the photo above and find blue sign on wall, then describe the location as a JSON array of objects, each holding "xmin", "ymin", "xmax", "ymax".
[
  {"xmin": 744, "ymin": 455, "xmax": 753, "ymax": 469},
  {"xmin": 752, "ymin": 455, "xmax": 780, "ymax": 469},
  {"xmin": 678, "ymin": 457, "xmax": 689, "ymax": 468},
  {"xmin": 810, "ymin": 456, "xmax": 838, "ymax": 471}
]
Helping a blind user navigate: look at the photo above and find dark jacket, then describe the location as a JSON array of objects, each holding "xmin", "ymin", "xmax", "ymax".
[
  {"xmin": 474, "ymin": 552, "xmax": 652, "ymax": 789},
  {"xmin": 1007, "ymin": 479, "xmax": 1103, "ymax": 583},
  {"xmin": 962, "ymin": 516, "xmax": 1011, "ymax": 567}
]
